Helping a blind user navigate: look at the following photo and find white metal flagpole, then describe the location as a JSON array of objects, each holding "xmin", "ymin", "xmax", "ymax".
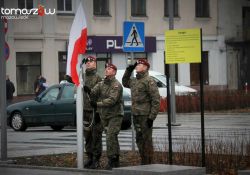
[{"xmin": 76, "ymin": 61, "xmax": 84, "ymax": 169}]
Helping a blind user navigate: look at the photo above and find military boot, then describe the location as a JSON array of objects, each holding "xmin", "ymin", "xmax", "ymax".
[
  {"xmin": 105, "ymin": 155, "xmax": 119, "ymax": 170},
  {"xmin": 89, "ymin": 157, "xmax": 100, "ymax": 169},
  {"xmin": 84, "ymin": 154, "xmax": 93, "ymax": 168},
  {"xmin": 113, "ymin": 155, "xmax": 119, "ymax": 168}
]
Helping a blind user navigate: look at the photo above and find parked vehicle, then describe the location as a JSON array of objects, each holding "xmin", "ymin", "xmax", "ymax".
[
  {"xmin": 116, "ymin": 70, "xmax": 197, "ymax": 97},
  {"xmin": 7, "ymin": 83, "xmax": 132, "ymax": 131}
]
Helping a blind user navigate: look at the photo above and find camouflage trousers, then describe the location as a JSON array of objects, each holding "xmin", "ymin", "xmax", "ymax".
[
  {"xmin": 102, "ymin": 116, "xmax": 123, "ymax": 158},
  {"xmin": 84, "ymin": 110, "xmax": 103, "ymax": 159},
  {"xmin": 133, "ymin": 115, "xmax": 154, "ymax": 164}
]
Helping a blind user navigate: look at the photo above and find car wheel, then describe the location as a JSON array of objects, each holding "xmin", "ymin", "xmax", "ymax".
[
  {"xmin": 11, "ymin": 112, "xmax": 27, "ymax": 131},
  {"xmin": 50, "ymin": 125, "xmax": 64, "ymax": 131}
]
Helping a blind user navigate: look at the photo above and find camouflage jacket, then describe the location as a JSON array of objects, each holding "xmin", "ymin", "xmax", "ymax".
[
  {"xmin": 122, "ymin": 69, "xmax": 160, "ymax": 120},
  {"xmin": 83, "ymin": 68, "xmax": 102, "ymax": 111},
  {"xmin": 90, "ymin": 76, "xmax": 124, "ymax": 119}
]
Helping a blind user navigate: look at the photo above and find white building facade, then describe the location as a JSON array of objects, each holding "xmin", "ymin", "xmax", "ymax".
[{"xmin": 3, "ymin": 0, "xmax": 239, "ymax": 95}]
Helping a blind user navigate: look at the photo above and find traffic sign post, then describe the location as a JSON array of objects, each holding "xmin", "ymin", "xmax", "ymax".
[{"xmin": 123, "ymin": 21, "xmax": 145, "ymax": 52}]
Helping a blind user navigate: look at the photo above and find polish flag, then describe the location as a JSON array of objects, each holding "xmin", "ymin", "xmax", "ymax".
[{"xmin": 66, "ymin": 3, "xmax": 87, "ymax": 86}]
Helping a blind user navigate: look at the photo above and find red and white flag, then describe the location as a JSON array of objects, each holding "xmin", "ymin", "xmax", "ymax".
[{"xmin": 66, "ymin": 3, "xmax": 87, "ymax": 86}]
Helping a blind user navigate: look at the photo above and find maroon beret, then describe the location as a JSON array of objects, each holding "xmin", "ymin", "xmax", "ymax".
[
  {"xmin": 137, "ymin": 59, "xmax": 150, "ymax": 68},
  {"xmin": 106, "ymin": 63, "xmax": 117, "ymax": 71},
  {"xmin": 85, "ymin": 55, "xmax": 96, "ymax": 62}
]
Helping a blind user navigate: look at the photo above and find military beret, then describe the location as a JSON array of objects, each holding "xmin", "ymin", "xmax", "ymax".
[
  {"xmin": 137, "ymin": 59, "xmax": 150, "ymax": 68},
  {"xmin": 85, "ymin": 55, "xmax": 96, "ymax": 62},
  {"xmin": 106, "ymin": 63, "xmax": 117, "ymax": 71}
]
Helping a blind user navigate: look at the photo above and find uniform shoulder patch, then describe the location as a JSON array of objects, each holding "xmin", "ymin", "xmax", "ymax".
[{"xmin": 113, "ymin": 83, "xmax": 120, "ymax": 88}]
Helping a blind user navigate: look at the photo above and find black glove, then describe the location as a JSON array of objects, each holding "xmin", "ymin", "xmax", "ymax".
[
  {"xmin": 146, "ymin": 118, "xmax": 153, "ymax": 128},
  {"xmin": 83, "ymin": 86, "xmax": 91, "ymax": 94},
  {"xmin": 126, "ymin": 62, "xmax": 138, "ymax": 72},
  {"xmin": 94, "ymin": 113, "xmax": 101, "ymax": 124},
  {"xmin": 90, "ymin": 100, "xmax": 97, "ymax": 109}
]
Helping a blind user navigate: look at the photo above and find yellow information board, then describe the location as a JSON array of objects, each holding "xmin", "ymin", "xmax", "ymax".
[{"xmin": 165, "ymin": 28, "xmax": 201, "ymax": 64}]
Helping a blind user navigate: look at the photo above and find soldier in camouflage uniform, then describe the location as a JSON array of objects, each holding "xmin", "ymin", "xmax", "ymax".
[
  {"xmin": 84, "ymin": 63, "xmax": 123, "ymax": 170},
  {"xmin": 82, "ymin": 56, "xmax": 103, "ymax": 169},
  {"xmin": 122, "ymin": 59, "xmax": 160, "ymax": 165}
]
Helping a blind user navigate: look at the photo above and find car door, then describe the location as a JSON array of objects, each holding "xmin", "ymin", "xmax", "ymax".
[
  {"xmin": 53, "ymin": 84, "xmax": 76, "ymax": 126},
  {"xmin": 30, "ymin": 87, "xmax": 60, "ymax": 124}
]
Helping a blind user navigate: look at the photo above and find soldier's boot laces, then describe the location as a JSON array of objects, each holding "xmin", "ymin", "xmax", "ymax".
[{"xmin": 84, "ymin": 154, "xmax": 93, "ymax": 168}]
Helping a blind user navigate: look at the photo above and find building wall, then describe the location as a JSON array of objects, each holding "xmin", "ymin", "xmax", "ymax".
[
  {"xmin": 218, "ymin": 0, "xmax": 250, "ymax": 89},
  {"xmin": 4, "ymin": 0, "xmax": 232, "ymax": 95}
]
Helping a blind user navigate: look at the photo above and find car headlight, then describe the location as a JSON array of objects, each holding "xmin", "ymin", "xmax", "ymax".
[{"xmin": 124, "ymin": 100, "xmax": 131, "ymax": 106}]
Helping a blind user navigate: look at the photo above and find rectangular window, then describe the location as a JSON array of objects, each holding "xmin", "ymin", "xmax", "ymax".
[
  {"xmin": 18, "ymin": 0, "xmax": 33, "ymax": 9},
  {"xmin": 165, "ymin": 64, "xmax": 178, "ymax": 82},
  {"xmin": 190, "ymin": 51, "xmax": 209, "ymax": 85},
  {"xmin": 94, "ymin": 0, "xmax": 110, "ymax": 16},
  {"xmin": 164, "ymin": 0, "xmax": 178, "ymax": 17},
  {"xmin": 96, "ymin": 53, "xmax": 111, "ymax": 78},
  {"xmin": 16, "ymin": 52, "xmax": 41, "ymax": 95},
  {"xmin": 58, "ymin": 52, "xmax": 67, "ymax": 82},
  {"xmin": 57, "ymin": 0, "xmax": 72, "ymax": 12},
  {"xmin": 131, "ymin": 0, "xmax": 146, "ymax": 17},
  {"xmin": 195, "ymin": 0, "xmax": 209, "ymax": 17}
]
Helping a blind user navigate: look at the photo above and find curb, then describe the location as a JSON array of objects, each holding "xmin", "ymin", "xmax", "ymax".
[{"xmin": 0, "ymin": 163, "xmax": 112, "ymax": 174}]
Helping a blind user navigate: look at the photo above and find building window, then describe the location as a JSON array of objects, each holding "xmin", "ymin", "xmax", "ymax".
[
  {"xmin": 58, "ymin": 52, "xmax": 67, "ymax": 82},
  {"xmin": 190, "ymin": 51, "xmax": 209, "ymax": 85},
  {"xmin": 165, "ymin": 64, "xmax": 178, "ymax": 82},
  {"xmin": 164, "ymin": 0, "xmax": 178, "ymax": 17},
  {"xmin": 18, "ymin": 0, "xmax": 33, "ymax": 9},
  {"xmin": 93, "ymin": 0, "xmax": 110, "ymax": 16},
  {"xmin": 57, "ymin": 0, "xmax": 72, "ymax": 12},
  {"xmin": 16, "ymin": 52, "xmax": 41, "ymax": 95},
  {"xmin": 195, "ymin": 0, "xmax": 209, "ymax": 17},
  {"xmin": 96, "ymin": 53, "xmax": 111, "ymax": 78},
  {"xmin": 131, "ymin": 0, "xmax": 146, "ymax": 17}
]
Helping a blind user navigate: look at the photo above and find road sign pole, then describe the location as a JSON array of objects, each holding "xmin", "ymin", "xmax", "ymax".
[
  {"xmin": 199, "ymin": 29, "xmax": 206, "ymax": 167},
  {"xmin": 0, "ymin": 0, "xmax": 8, "ymax": 162},
  {"xmin": 130, "ymin": 52, "xmax": 136, "ymax": 152},
  {"xmin": 167, "ymin": 0, "xmax": 175, "ymax": 164}
]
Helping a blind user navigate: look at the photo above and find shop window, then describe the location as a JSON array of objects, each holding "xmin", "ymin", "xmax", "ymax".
[
  {"xmin": 190, "ymin": 51, "xmax": 209, "ymax": 85},
  {"xmin": 57, "ymin": 0, "xmax": 72, "ymax": 12},
  {"xmin": 164, "ymin": 51, "xmax": 178, "ymax": 82},
  {"xmin": 164, "ymin": 0, "xmax": 179, "ymax": 17},
  {"xmin": 58, "ymin": 52, "xmax": 67, "ymax": 82},
  {"xmin": 195, "ymin": 0, "xmax": 209, "ymax": 18},
  {"xmin": 16, "ymin": 52, "xmax": 41, "ymax": 95},
  {"xmin": 131, "ymin": 0, "xmax": 146, "ymax": 17},
  {"xmin": 93, "ymin": 0, "xmax": 110, "ymax": 16},
  {"xmin": 133, "ymin": 52, "xmax": 147, "ymax": 59},
  {"xmin": 96, "ymin": 53, "xmax": 111, "ymax": 78},
  {"xmin": 165, "ymin": 64, "xmax": 178, "ymax": 82},
  {"xmin": 18, "ymin": 0, "xmax": 33, "ymax": 9}
]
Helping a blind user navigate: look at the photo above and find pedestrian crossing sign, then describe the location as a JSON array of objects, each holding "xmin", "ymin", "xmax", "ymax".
[{"xmin": 123, "ymin": 21, "xmax": 145, "ymax": 52}]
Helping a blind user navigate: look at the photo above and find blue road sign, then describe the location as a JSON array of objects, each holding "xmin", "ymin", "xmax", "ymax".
[{"xmin": 123, "ymin": 21, "xmax": 145, "ymax": 52}]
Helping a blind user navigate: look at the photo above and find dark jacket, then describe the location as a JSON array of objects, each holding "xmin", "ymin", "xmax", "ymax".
[{"xmin": 6, "ymin": 79, "xmax": 15, "ymax": 100}]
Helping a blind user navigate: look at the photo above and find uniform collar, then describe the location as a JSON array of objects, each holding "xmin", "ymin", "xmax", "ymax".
[
  {"xmin": 104, "ymin": 75, "xmax": 115, "ymax": 84},
  {"xmin": 85, "ymin": 68, "xmax": 96, "ymax": 76},
  {"xmin": 136, "ymin": 71, "xmax": 148, "ymax": 79}
]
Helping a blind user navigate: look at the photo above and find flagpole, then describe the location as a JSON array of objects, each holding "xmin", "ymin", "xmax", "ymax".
[
  {"xmin": 66, "ymin": 0, "xmax": 86, "ymax": 168},
  {"xmin": 77, "ymin": 63, "xmax": 84, "ymax": 169}
]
